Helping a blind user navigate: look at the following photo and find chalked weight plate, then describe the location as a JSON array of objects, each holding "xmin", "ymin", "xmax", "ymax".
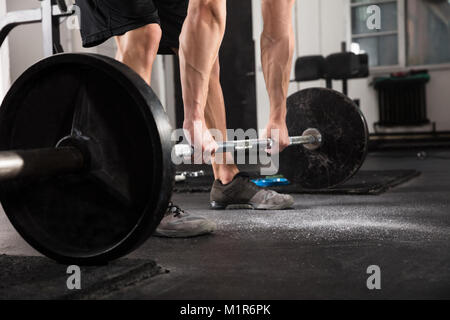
[
  {"xmin": 0, "ymin": 54, "xmax": 174, "ymax": 264},
  {"xmin": 279, "ymin": 88, "xmax": 369, "ymax": 190}
]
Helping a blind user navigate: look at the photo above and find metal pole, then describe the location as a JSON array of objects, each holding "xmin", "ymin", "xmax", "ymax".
[
  {"xmin": 0, "ymin": 9, "xmax": 42, "ymax": 48},
  {"xmin": 52, "ymin": 1, "xmax": 64, "ymax": 54},
  {"xmin": 41, "ymin": 0, "xmax": 54, "ymax": 57},
  {"xmin": 0, "ymin": 2, "xmax": 73, "ymax": 50},
  {"xmin": 0, "ymin": 147, "xmax": 85, "ymax": 181},
  {"xmin": 173, "ymin": 129, "xmax": 322, "ymax": 158}
]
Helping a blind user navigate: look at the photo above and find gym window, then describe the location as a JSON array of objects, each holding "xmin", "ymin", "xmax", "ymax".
[{"xmin": 350, "ymin": 0, "xmax": 450, "ymax": 69}]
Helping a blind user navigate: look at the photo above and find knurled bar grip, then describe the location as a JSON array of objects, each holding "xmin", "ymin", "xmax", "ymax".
[{"xmin": 173, "ymin": 129, "xmax": 322, "ymax": 158}]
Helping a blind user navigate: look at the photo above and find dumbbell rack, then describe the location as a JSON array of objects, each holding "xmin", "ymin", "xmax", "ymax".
[{"xmin": 0, "ymin": 0, "xmax": 73, "ymax": 57}]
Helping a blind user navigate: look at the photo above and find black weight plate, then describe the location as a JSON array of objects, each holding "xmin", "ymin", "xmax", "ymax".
[
  {"xmin": 0, "ymin": 54, "xmax": 174, "ymax": 264},
  {"xmin": 279, "ymin": 88, "xmax": 368, "ymax": 190}
]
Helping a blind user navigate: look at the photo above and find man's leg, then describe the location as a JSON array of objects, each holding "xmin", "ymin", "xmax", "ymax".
[
  {"xmin": 260, "ymin": 0, "xmax": 295, "ymax": 153},
  {"xmin": 204, "ymin": 58, "xmax": 239, "ymax": 184},
  {"xmin": 174, "ymin": 0, "xmax": 293, "ymax": 209},
  {"xmin": 112, "ymin": 24, "xmax": 216, "ymax": 238},
  {"xmin": 170, "ymin": 46, "xmax": 237, "ymax": 183},
  {"xmin": 179, "ymin": 0, "xmax": 227, "ymax": 160},
  {"xmin": 206, "ymin": 60, "xmax": 294, "ymax": 210},
  {"xmin": 114, "ymin": 24, "xmax": 162, "ymax": 85}
]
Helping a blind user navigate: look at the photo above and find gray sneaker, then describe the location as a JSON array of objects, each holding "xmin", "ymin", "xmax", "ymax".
[
  {"xmin": 210, "ymin": 172, "xmax": 294, "ymax": 210},
  {"xmin": 153, "ymin": 203, "xmax": 216, "ymax": 238}
]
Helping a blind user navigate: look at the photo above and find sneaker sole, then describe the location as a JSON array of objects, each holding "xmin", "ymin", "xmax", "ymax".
[
  {"xmin": 210, "ymin": 200, "xmax": 294, "ymax": 211},
  {"xmin": 153, "ymin": 227, "xmax": 215, "ymax": 238}
]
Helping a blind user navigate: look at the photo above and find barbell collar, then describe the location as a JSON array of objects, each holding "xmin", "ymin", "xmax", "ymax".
[
  {"xmin": 295, "ymin": 128, "xmax": 323, "ymax": 150},
  {"xmin": 289, "ymin": 135, "xmax": 319, "ymax": 145}
]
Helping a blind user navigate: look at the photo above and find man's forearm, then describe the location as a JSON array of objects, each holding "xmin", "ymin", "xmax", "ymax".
[
  {"xmin": 261, "ymin": 0, "xmax": 296, "ymax": 121},
  {"xmin": 179, "ymin": 0, "xmax": 227, "ymax": 121}
]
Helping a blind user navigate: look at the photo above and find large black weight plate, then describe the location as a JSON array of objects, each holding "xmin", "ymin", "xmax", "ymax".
[
  {"xmin": 279, "ymin": 88, "xmax": 368, "ymax": 190},
  {"xmin": 0, "ymin": 54, "xmax": 174, "ymax": 264}
]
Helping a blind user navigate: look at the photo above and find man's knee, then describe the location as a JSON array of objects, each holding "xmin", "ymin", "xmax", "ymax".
[
  {"xmin": 136, "ymin": 24, "xmax": 162, "ymax": 53},
  {"xmin": 262, "ymin": 0, "xmax": 295, "ymax": 12},
  {"xmin": 189, "ymin": 0, "xmax": 226, "ymax": 26},
  {"xmin": 261, "ymin": 0, "xmax": 295, "ymax": 35},
  {"xmin": 123, "ymin": 24, "xmax": 162, "ymax": 59}
]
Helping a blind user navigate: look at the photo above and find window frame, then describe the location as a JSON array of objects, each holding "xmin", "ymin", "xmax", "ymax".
[{"xmin": 349, "ymin": 0, "xmax": 450, "ymax": 74}]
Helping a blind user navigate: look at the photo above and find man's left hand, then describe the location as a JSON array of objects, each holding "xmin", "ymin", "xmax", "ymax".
[{"xmin": 263, "ymin": 119, "xmax": 290, "ymax": 154}]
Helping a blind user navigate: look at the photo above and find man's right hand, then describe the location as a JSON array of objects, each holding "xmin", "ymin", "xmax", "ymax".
[{"xmin": 183, "ymin": 118, "xmax": 219, "ymax": 164}]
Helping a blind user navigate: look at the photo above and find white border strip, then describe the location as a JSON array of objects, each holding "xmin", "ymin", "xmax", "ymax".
[{"xmin": 0, "ymin": 0, "xmax": 10, "ymax": 102}]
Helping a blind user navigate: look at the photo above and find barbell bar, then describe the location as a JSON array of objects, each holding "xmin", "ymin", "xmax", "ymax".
[
  {"xmin": 0, "ymin": 147, "xmax": 84, "ymax": 182},
  {"xmin": 0, "ymin": 129, "xmax": 321, "ymax": 182},
  {"xmin": 173, "ymin": 128, "xmax": 322, "ymax": 158}
]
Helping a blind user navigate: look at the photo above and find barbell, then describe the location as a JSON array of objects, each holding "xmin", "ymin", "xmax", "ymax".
[
  {"xmin": 0, "ymin": 53, "xmax": 368, "ymax": 264},
  {"xmin": 174, "ymin": 128, "xmax": 322, "ymax": 156}
]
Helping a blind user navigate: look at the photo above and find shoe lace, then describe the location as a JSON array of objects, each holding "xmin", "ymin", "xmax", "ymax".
[{"xmin": 167, "ymin": 202, "xmax": 185, "ymax": 217}]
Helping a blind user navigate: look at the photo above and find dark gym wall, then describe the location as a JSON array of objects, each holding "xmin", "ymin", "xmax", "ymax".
[{"xmin": 175, "ymin": 0, "xmax": 257, "ymax": 131}]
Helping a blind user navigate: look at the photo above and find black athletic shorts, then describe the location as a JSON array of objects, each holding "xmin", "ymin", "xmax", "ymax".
[{"xmin": 75, "ymin": 0, "xmax": 188, "ymax": 54}]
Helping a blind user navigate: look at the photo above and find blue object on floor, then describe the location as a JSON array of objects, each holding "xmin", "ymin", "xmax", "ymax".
[{"xmin": 252, "ymin": 177, "xmax": 291, "ymax": 187}]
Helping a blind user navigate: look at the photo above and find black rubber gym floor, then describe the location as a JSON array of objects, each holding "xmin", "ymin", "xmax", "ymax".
[{"xmin": 1, "ymin": 149, "xmax": 449, "ymax": 299}]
